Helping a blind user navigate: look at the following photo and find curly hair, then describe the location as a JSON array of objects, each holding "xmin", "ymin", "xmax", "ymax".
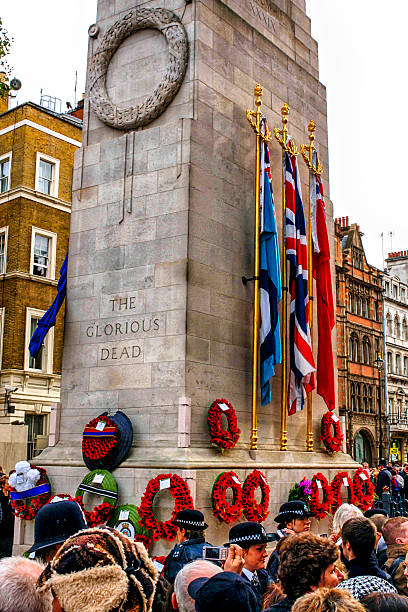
[
  {"xmin": 278, "ymin": 534, "xmax": 339, "ymax": 599},
  {"xmin": 292, "ymin": 587, "xmax": 366, "ymax": 612}
]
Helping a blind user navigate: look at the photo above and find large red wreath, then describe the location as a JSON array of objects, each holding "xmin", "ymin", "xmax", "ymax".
[
  {"xmin": 138, "ymin": 474, "xmax": 194, "ymax": 541},
  {"xmin": 9, "ymin": 466, "xmax": 51, "ymax": 520},
  {"xmin": 242, "ymin": 470, "xmax": 270, "ymax": 522},
  {"xmin": 207, "ymin": 399, "xmax": 241, "ymax": 450},
  {"xmin": 331, "ymin": 472, "xmax": 357, "ymax": 513},
  {"xmin": 353, "ymin": 468, "xmax": 375, "ymax": 512},
  {"xmin": 310, "ymin": 473, "xmax": 333, "ymax": 520},
  {"xmin": 212, "ymin": 471, "xmax": 243, "ymax": 523},
  {"xmin": 320, "ymin": 412, "xmax": 343, "ymax": 454},
  {"xmin": 82, "ymin": 415, "xmax": 119, "ymax": 461}
]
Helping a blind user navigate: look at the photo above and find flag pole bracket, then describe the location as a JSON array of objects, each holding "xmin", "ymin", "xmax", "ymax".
[{"xmin": 242, "ymin": 275, "xmax": 259, "ymax": 285}]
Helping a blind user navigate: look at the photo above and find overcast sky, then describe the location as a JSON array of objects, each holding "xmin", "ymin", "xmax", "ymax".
[{"xmin": 1, "ymin": 1, "xmax": 405, "ymax": 269}]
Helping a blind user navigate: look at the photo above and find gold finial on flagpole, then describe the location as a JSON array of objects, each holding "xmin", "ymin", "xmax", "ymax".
[
  {"xmin": 301, "ymin": 120, "xmax": 322, "ymax": 175},
  {"xmin": 274, "ymin": 104, "xmax": 298, "ymax": 157},
  {"xmin": 246, "ymin": 84, "xmax": 271, "ymax": 452}
]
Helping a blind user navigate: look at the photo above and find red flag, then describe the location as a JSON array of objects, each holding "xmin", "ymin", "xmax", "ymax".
[{"xmin": 310, "ymin": 152, "xmax": 335, "ymax": 411}]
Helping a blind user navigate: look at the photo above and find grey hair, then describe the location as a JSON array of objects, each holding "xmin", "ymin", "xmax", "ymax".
[
  {"xmin": 174, "ymin": 559, "xmax": 222, "ymax": 612},
  {"xmin": 0, "ymin": 556, "xmax": 52, "ymax": 612},
  {"xmin": 332, "ymin": 503, "xmax": 363, "ymax": 534}
]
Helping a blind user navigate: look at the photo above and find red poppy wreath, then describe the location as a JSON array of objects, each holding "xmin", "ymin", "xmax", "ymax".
[
  {"xmin": 320, "ymin": 411, "xmax": 343, "ymax": 454},
  {"xmin": 82, "ymin": 415, "xmax": 119, "ymax": 462},
  {"xmin": 242, "ymin": 470, "xmax": 270, "ymax": 522},
  {"xmin": 9, "ymin": 464, "xmax": 51, "ymax": 520},
  {"xmin": 138, "ymin": 474, "xmax": 194, "ymax": 541},
  {"xmin": 352, "ymin": 468, "xmax": 375, "ymax": 512},
  {"xmin": 310, "ymin": 473, "xmax": 333, "ymax": 520},
  {"xmin": 331, "ymin": 472, "xmax": 357, "ymax": 514},
  {"xmin": 212, "ymin": 471, "xmax": 243, "ymax": 523},
  {"xmin": 207, "ymin": 399, "xmax": 240, "ymax": 451}
]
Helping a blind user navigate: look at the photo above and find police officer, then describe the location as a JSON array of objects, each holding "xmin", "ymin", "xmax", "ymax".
[
  {"xmin": 163, "ymin": 509, "xmax": 212, "ymax": 584},
  {"xmin": 225, "ymin": 521, "xmax": 273, "ymax": 607}
]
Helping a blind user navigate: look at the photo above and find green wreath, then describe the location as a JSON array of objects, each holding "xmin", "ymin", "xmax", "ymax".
[
  {"xmin": 75, "ymin": 469, "xmax": 118, "ymax": 526},
  {"xmin": 108, "ymin": 504, "xmax": 152, "ymax": 549}
]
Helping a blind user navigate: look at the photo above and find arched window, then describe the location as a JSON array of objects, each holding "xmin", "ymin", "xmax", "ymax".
[
  {"xmin": 396, "ymin": 354, "xmax": 401, "ymax": 375},
  {"xmin": 387, "ymin": 313, "xmax": 392, "ymax": 336},
  {"xmin": 348, "ymin": 293, "xmax": 353, "ymax": 312},
  {"xmin": 362, "ymin": 336, "xmax": 371, "ymax": 364},
  {"xmin": 349, "ymin": 333, "xmax": 359, "ymax": 362},
  {"xmin": 404, "ymin": 357, "xmax": 408, "ymax": 377},
  {"xmin": 364, "ymin": 298, "xmax": 369, "ymax": 318},
  {"xmin": 375, "ymin": 301, "xmax": 379, "ymax": 321},
  {"xmin": 368, "ymin": 386, "xmax": 373, "ymax": 412},
  {"xmin": 359, "ymin": 297, "xmax": 363, "ymax": 316},
  {"xmin": 354, "ymin": 431, "xmax": 372, "ymax": 465},
  {"xmin": 403, "ymin": 319, "xmax": 408, "ymax": 340},
  {"xmin": 356, "ymin": 383, "xmax": 361, "ymax": 411},
  {"xmin": 387, "ymin": 352, "xmax": 393, "ymax": 374},
  {"xmin": 350, "ymin": 382, "xmax": 355, "ymax": 410},
  {"xmin": 362, "ymin": 384, "xmax": 368, "ymax": 412},
  {"xmin": 395, "ymin": 316, "xmax": 401, "ymax": 339},
  {"xmin": 354, "ymin": 296, "xmax": 358, "ymax": 315}
]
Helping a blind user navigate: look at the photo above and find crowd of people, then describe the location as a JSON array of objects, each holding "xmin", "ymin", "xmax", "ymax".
[{"xmin": 2, "ymin": 495, "xmax": 408, "ymax": 612}]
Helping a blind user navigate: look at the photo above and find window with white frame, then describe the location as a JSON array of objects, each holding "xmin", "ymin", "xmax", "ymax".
[
  {"xmin": 0, "ymin": 226, "xmax": 8, "ymax": 274},
  {"xmin": 35, "ymin": 153, "xmax": 60, "ymax": 197},
  {"xmin": 25, "ymin": 307, "xmax": 53, "ymax": 373},
  {"xmin": 0, "ymin": 153, "xmax": 11, "ymax": 194},
  {"xmin": 30, "ymin": 227, "xmax": 57, "ymax": 279}
]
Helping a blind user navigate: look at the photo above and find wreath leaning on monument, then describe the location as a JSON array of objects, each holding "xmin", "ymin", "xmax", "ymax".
[
  {"xmin": 108, "ymin": 504, "xmax": 153, "ymax": 550},
  {"xmin": 211, "ymin": 471, "xmax": 243, "ymax": 523},
  {"xmin": 242, "ymin": 469, "xmax": 270, "ymax": 522},
  {"xmin": 207, "ymin": 398, "xmax": 241, "ymax": 451},
  {"xmin": 309, "ymin": 472, "xmax": 333, "ymax": 520},
  {"xmin": 138, "ymin": 473, "xmax": 194, "ymax": 542},
  {"xmin": 320, "ymin": 411, "xmax": 343, "ymax": 454},
  {"xmin": 82, "ymin": 414, "xmax": 119, "ymax": 462},
  {"xmin": 330, "ymin": 472, "xmax": 357, "ymax": 514},
  {"xmin": 352, "ymin": 468, "xmax": 375, "ymax": 512},
  {"xmin": 75, "ymin": 469, "xmax": 118, "ymax": 527},
  {"xmin": 8, "ymin": 464, "xmax": 51, "ymax": 520}
]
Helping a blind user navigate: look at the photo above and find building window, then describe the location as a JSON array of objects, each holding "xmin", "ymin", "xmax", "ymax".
[
  {"xmin": 35, "ymin": 153, "xmax": 60, "ymax": 197},
  {"xmin": 362, "ymin": 384, "xmax": 368, "ymax": 412},
  {"xmin": 30, "ymin": 227, "xmax": 57, "ymax": 280},
  {"xmin": 25, "ymin": 413, "xmax": 46, "ymax": 461},
  {"xmin": 0, "ymin": 153, "xmax": 11, "ymax": 193},
  {"xmin": 396, "ymin": 354, "xmax": 401, "ymax": 375},
  {"xmin": 385, "ymin": 281, "xmax": 390, "ymax": 295},
  {"xmin": 0, "ymin": 226, "xmax": 8, "ymax": 274},
  {"xmin": 375, "ymin": 300, "xmax": 379, "ymax": 321},
  {"xmin": 368, "ymin": 386, "xmax": 373, "ymax": 413},
  {"xmin": 349, "ymin": 333, "xmax": 359, "ymax": 362},
  {"xmin": 348, "ymin": 293, "xmax": 353, "ymax": 312},
  {"xmin": 395, "ymin": 316, "xmax": 401, "ymax": 338},
  {"xmin": 403, "ymin": 319, "xmax": 408, "ymax": 340},
  {"xmin": 25, "ymin": 307, "xmax": 54, "ymax": 373},
  {"xmin": 387, "ymin": 313, "xmax": 393, "ymax": 336},
  {"xmin": 350, "ymin": 382, "xmax": 355, "ymax": 410},
  {"xmin": 387, "ymin": 352, "xmax": 393, "ymax": 374},
  {"xmin": 356, "ymin": 383, "xmax": 361, "ymax": 411},
  {"xmin": 394, "ymin": 285, "xmax": 398, "ymax": 299},
  {"xmin": 404, "ymin": 357, "xmax": 408, "ymax": 377},
  {"xmin": 362, "ymin": 336, "xmax": 371, "ymax": 364},
  {"xmin": 402, "ymin": 288, "xmax": 406, "ymax": 302}
]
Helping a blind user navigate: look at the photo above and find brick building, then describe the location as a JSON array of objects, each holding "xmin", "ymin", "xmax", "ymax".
[
  {"xmin": 0, "ymin": 97, "xmax": 81, "ymax": 468},
  {"xmin": 384, "ymin": 251, "xmax": 408, "ymax": 463},
  {"xmin": 335, "ymin": 216, "xmax": 386, "ymax": 465}
]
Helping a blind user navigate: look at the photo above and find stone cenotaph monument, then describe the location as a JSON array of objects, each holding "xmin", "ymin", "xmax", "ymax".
[{"xmin": 37, "ymin": 0, "xmax": 357, "ymax": 550}]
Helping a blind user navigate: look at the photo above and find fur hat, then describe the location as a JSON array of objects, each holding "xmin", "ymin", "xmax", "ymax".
[{"xmin": 37, "ymin": 526, "xmax": 157, "ymax": 612}]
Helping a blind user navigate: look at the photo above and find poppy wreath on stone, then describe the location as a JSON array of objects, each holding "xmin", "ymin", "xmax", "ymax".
[
  {"xmin": 310, "ymin": 472, "xmax": 333, "ymax": 520},
  {"xmin": 242, "ymin": 469, "xmax": 270, "ymax": 522},
  {"xmin": 352, "ymin": 468, "xmax": 375, "ymax": 512},
  {"xmin": 9, "ymin": 465, "xmax": 51, "ymax": 520},
  {"xmin": 320, "ymin": 411, "xmax": 343, "ymax": 454},
  {"xmin": 75, "ymin": 469, "xmax": 118, "ymax": 527},
  {"xmin": 81, "ymin": 410, "xmax": 133, "ymax": 472},
  {"xmin": 207, "ymin": 399, "xmax": 241, "ymax": 451},
  {"xmin": 330, "ymin": 472, "xmax": 357, "ymax": 514},
  {"xmin": 138, "ymin": 474, "xmax": 194, "ymax": 542},
  {"xmin": 108, "ymin": 504, "xmax": 152, "ymax": 549},
  {"xmin": 212, "ymin": 471, "xmax": 243, "ymax": 523}
]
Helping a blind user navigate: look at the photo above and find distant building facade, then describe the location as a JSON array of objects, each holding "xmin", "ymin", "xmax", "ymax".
[
  {"xmin": 384, "ymin": 251, "xmax": 408, "ymax": 464},
  {"xmin": 335, "ymin": 217, "xmax": 386, "ymax": 465},
  {"xmin": 0, "ymin": 99, "xmax": 81, "ymax": 468}
]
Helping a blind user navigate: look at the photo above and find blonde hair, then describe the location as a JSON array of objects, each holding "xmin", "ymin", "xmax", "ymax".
[
  {"xmin": 332, "ymin": 504, "xmax": 363, "ymax": 534},
  {"xmin": 292, "ymin": 587, "xmax": 366, "ymax": 612}
]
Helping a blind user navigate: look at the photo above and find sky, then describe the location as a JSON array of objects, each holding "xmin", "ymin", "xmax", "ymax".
[{"xmin": 1, "ymin": 1, "xmax": 406, "ymax": 269}]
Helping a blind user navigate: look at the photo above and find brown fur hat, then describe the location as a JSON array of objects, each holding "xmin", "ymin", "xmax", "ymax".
[{"xmin": 37, "ymin": 526, "xmax": 157, "ymax": 612}]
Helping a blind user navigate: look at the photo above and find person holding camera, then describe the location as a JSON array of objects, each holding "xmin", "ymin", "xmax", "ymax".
[
  {"xmin": 163, "ymin": 509, "xmax": 215, "ymax": 584},
  {"xmin": 225, "ymin": 521, "xmax": 274, "ymax": 606}
]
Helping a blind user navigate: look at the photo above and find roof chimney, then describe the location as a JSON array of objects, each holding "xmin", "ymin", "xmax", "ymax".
[{"xmin": 0, "ymin": 73, "xmax": 9, "ymax": 114}]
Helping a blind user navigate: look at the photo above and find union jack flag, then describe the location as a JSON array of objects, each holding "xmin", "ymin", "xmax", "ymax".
[{"xmin": 284, "ymin": 149, "xmax": 315, "ymax": 415}]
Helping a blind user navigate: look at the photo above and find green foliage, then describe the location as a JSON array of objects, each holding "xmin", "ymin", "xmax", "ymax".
[{"xmin": 0, "ymin": 17, "xmax": 12, "ymax": 100}]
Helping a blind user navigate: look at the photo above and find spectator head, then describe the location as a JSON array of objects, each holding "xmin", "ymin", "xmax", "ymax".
[
  {"xmin": 382, "ymin": 517, "xmax": 408, "ymax": 547},
  {"xmin": 278, "ymin": 533, "xmax": 339, "ymax": 600},
  {"xmin": 360, "ymin": 592, "xmax": 408, "ymax": 611},
  {"xmin": 173, "ymin": 510, "xmax": 207, "ymax": 544},
  {"xmin": 274, "ymin": 501, "xmax": 315, "ymax": 534},
  {"xmin": 226, "ymin": 521, "xmax": 273, "ymax": 572},
  {"xmin": 341, "ymin": 517, "xmax": 376, "ymax": 561},
  {"xmin": 362, "ymin": 462, "xmax": 369, "ymax": 470},
  {"xmin": 292, "ymin": 587, "xmax": 366, "ymax": 612},
  {"xmin": 364, "ymin": 508, "xmax": 388, "ymax": 519},
  {"xmin": 37, "ymin": 526, "xmax": 157, "ymax": 612},
  {"xmin": 379, "ymin": 458, "xmax": 387, "ymax": 468},
  {"xmin": 0, "ymin": 557, "xmax": 51, "ymax": 612},
  {"xmin": 187, "ymin": 571, "xmax": 258, "ymax": 612},
  {"xmin": 332, "ymin": 503, "xmax": 363, "ymax": 535},
  {"xmin": 27, "ymin": 499, "xmax": 87, "ymax": 563},
  {"xmin": 369, "ymin": 514, "xmax": 388, "ymax": 546},
  {"xmin": 173, "ymin": 560, "xmax": 222, "ymax": 612}
]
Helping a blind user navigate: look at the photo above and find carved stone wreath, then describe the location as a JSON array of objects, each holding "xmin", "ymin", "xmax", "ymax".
[{"xmin": 88, "ymin": 8, "xmax": 188, "ymax": 129}]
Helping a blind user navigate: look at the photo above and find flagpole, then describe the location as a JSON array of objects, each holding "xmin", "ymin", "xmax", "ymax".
[
  {"xmin": 273, "ymin": 103, "xmax": 292, "ymax": 451},
  {"xmin": 246, "ymin": 84, "xmax": 271, "ymax": 451},
  {"xmin": 301, "ymin": 120, "xmax": 322, "ymax": 452}
]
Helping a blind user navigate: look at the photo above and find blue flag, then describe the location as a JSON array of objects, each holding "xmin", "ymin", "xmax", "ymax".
[
  {"xmin": 259, "ymin": 139, "xmax": 282, "ymax": 406},
  {"xmin": 29, "ymin": 253, "xmax": 68, "ymax": 358}
]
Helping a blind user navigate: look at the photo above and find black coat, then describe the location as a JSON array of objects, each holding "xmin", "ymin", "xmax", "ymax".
[
  {"xmin": 345, "ymin": 551, "xmax": 391, "ymax": 582},
  {"xmin": 266, "ymin": 549, "xmax": 279, "ymax": 583},
  {"xmin": 241, "ymin": 568, "xmax": 270, "ymax": 608},
  {"xmin": 376, "ymin": 468, "xmax": 392, "ymax": 497},
  {"xmin": 164, "ymin": 537, "xmax": 215, "ymax": 584},
  {"xmin": 265, "ymin": 596, "xmax": 296, "ymax": 612}
]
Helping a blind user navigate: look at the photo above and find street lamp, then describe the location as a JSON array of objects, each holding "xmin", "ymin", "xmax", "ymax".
[
  {"xmin": 3, "ymin": 385, "xmax": 18, "ymax": 415},
  {"xmin": 375, "ymin": 355, "xmax": 384, "ymax": 460}
]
